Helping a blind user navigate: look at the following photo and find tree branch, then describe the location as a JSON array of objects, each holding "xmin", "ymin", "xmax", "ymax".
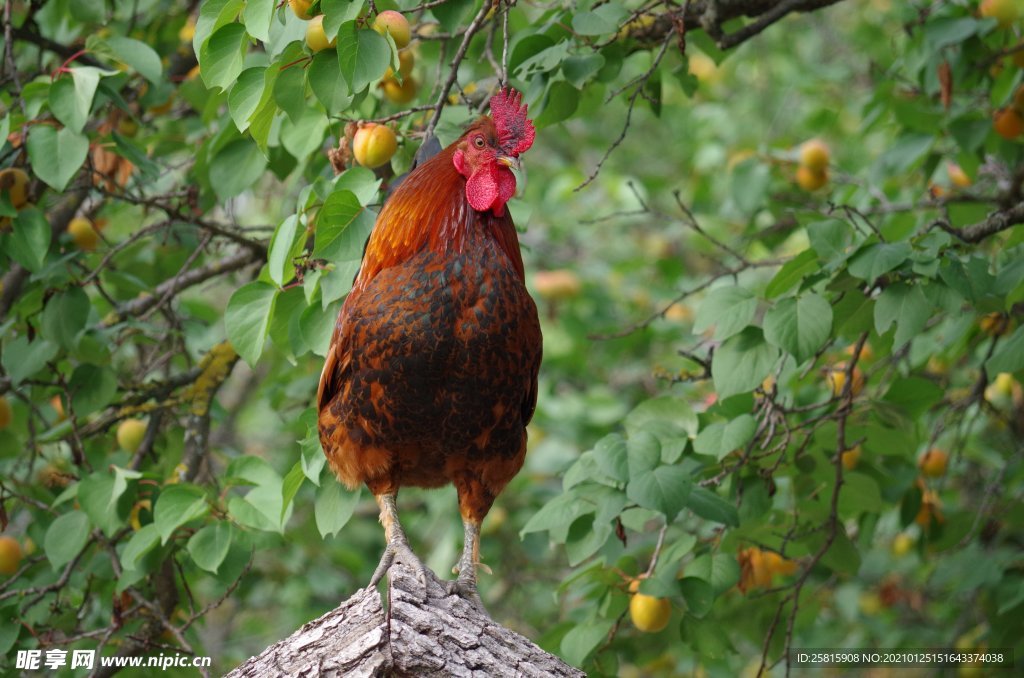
[
  {"xmin": 227, "ymin": 562, "xmax": 584, "ymax": 677},
  {"xmin": 936, "ymin": 200, "xmax": 1024, "ymax": 243}
]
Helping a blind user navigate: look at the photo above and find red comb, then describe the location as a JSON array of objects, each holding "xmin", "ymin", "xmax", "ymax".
[{"xmin": 490, "ymin": 87, "xmax": 535, "ymax": 157}]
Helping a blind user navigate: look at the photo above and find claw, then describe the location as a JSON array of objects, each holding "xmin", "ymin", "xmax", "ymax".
[
  {"xmin": 447, "ymin": 517, "xmax": 488, "ymax": 612},
  {"xmin": 368, "ymin": 493, "xmax": 430, "ymax": 602}
]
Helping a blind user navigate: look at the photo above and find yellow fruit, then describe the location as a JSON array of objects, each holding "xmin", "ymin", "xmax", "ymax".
[
  {"xmin": 795, "ymin": 165, "xmax": 828, "ymax": 191},
  {"xmin": 629, "ymin": 592, "xmax": 671, "ymax": 633},
  {"xmin": 841, "ymin": 445, "xmax": 862, "ymax": 471},
  {"xmin": 915, "ymin": 490, "xmax": 943, "ymax": 527},
  {"xmin": 980, "ymin": 311, "xmax": 1011, "ymax": 336},
  {"xmin": 0, "ymin": 535, "xmax": 22, "ymax": 575},
  {"xmin": 288, "ymin": 0, "xmax": 313, "ymax": 20},
  {"xmin": 986, "ymin": 372, "xmax": 1021, "ymax": 404},
  {"xmin": 826, "ymin": 363, "xmax": 864, "ymax": 397},
  {"xmin": 116, "ymin": 418, "xmax": 147, "ymax": 454},
  {"xmin": 892, "ymin": 533, "xmax": 914, "ymax": 557},
  {"xmin": 305, "ymin": 15, "xmax": 335, "ymax": 52},
  {"xmin": 688, "ymin": 53, "xmax": 720, "ymax": 84},
  {"xmin": 129, "ymin": 500, "xmax": 152, "ymax": 531},
  {"xmin": 858, "ymin": 591, "xmax": 883, "ymax": 616},
  {"xmin": 0, "ymin": 396, "xmax": 11, "ymax": 429},
  {"xmin": 51, "ymin": 395, "xmax": 65, "ymax": 421},
  {"xmin": 381, "ymin": 75, "xmax": 418, "ymax": 104},
  {"xmin": 0, "ymin": 167, "xmax": 30, "ymax": 209},
  {"xmin": 372, "ymin": 10, "xmax": 411, "ymax": 49},
  {"xmin": 994, "ymin": 107, "xmax": 1024, "ymax": 139},
  {"xmin": 68, "ymin": 216, "xmax": 100, "ymax": 251},
  {"xmin": 918, "ymin": 448, "xmax": 948, "ymax": 478},
  {"xmin": 980, "ymin": 0, "xmax": 1020, "ymax": 28},
  {"xmin": 947, "ymin": 162, "xmax": 971, "ymax": 188},
  {"xmin": 178, "ymin": 16, "xmax": 196, "ymax": 42},
  {"xmin": 384, "ymin": 49, "xmax": 415, "ymax": 79},
  {"xmin": 760, "ymin": 550, "xmax": 797, "ymax": 577},
  {"xmin": 533, "ymin": 269, "xmax": 582, "ymax": 301},
  {"xmin": 352, "ymin": 123, "xmax": 398, "ymax": 169},
  {"xmin": 844, "ymin": 342, "xmax": 874, "ymax": 362},
  {"xmin": 799, "ymin": 138, "xmax": 830, "ymax": 171},
  {"xmin": 664, "ymin": 303, "xmax": 693, "ymax": 322}
]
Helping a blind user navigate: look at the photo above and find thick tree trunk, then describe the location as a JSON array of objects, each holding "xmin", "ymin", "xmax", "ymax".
[{"xmin": 227, "ymin": 562, "xmax": 584, "ymax": 677}]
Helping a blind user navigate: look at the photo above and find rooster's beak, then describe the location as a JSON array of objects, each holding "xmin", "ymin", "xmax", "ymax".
[{"xmin": 496, "ymin": 155, "xmax": 521, "ymax": 171}]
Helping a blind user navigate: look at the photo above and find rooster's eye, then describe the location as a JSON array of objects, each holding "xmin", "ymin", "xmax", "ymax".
[{"xmin": 474, "ymin": 136, "xmax": 485, "ymax": 148}]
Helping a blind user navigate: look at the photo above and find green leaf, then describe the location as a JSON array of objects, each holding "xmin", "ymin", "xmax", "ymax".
[
  {"xmin": 685, "ymin": 487, "xmax": 739, "ymax": 526},
  {"xmin": 431, "ymin": 0, "xmax": 474, "ymax": 32},
  {"xmin": 763, "ymin": 293, "xmax": 833, "ymax": 363},
  {"xmin": 228, "ymin": 67, "xmax": 267, "ymax": 132},
  {"xmin": 209, "ymin": 137, "xmax": 268, "ymax": 200},
  {"xmin": 848, "ymin": 242, "xmax": 912, "ymax": 282},
  {"xmin": 521, "ymin": 486, "xmax": 593, "ymax": 542},
  {"xmin": 301, "ymin": 429, "xmax": 326, "ymax": 484},
  {"xmin": 711, "ymin": 327, "xmax": 779, "ymax": 400},
  {"xmin": 591, "ymin": 433, "xmax": 628, "ymax": 484},
  {"xmin": 627, "ymin": 430, "xmax": 661, "ymax": 478},
  {"xmin": 693, "ymin": 415, "xmax": 755, "ymax": 461},
  {"xmin": 42, "ymin": 286, "xmax": 90, "ymax": 350},
  {"xmin": 187, "ymin": 522, "xmax": 233, "ymax": 573},
  {"xmin": 624, "ymin": 395, "xmax": 698, "ymax": 462},
  {"xmin": 104, "ymin": 37, "xmax": 163, "ymax": 83},
  {"xmin": 273, "ymin": 56, "xmax": 307, "ymax": 123},
  {"xmin": 49, "ymin": 67, "xmax": 101, "ymax": 133},
  {"xmin": 7, "ymin": 207, "xmax": 51, "ymax": 272},
  {"xmin": 730, "ymin": 159, "xmax": 770, "ymax": 215},
  {"xmin": 268, "ymin": 215, "xmax": 300, "ymax": 287},
  {"xmin": 154, "ymin": 485, "xmax": 209, "ymax": 545},
  {"xmin": 314, "ymin": 482, "xmax": 361, "ymax": 538},
  {"xmin": 242, "ymin": 0, "xmax": 275, "ymax": 42},
  {"xmin": 682, "ymin": 613, "xmax": 732, "ymax": 660},
  {"xmin": 627, "ymin": 463, "xmax": 691, "ymax": 522},
  {"xmin": 26, "ymin": 125, "xmax": 89, "ymax": 191},
  {"xmin": 874, "ymin": 282, "xmax": 930, "ymax": 349},
  {"xmin": 987, "ymin": 325, "xmax": 1024, "ymax": 374},
  {"xmin": 120, "ymin": 524, "xmax": 161, "ymax": 570},
  {"xmin": 679, "ymin": 577, "xmax": 714, "ymax": 618},
  {"xmin": 309, "ymin": 50, "xmax": 353, "ymax": 115},
  {"xmin": 78, "ymin": 472, "xmax": 121, "ymax": 536},
  {"xmin": 314, "ymin": 189, "xmax": 367, "ymax": 260},
  {"xmin": 334, "ymin": 167, "xmax": 382, "ymax": 205},
  {"xmin": 560, "ymin": 618, "xmax": 616, "ymax": 666},
  {"xmin": 807, "ymin": 219, "xmax": 853, "ymax": 265},
  {"xmin": 882, "ymin": 377, "xmax": 944, "ymax": 418},
  {"xmin": 337, "ymin": 22, "xmax": 390, "ymax": 93},
  {"xmin": 765, "ymin": 249, "xmax": 819, "ymax": 298},
  {"xmin": 200, "ymin": 22, "xmax": 248, "ymax": 92},
  {"xmin": 281, "ymin": 462, "xmax": 307, "ymax": 519},
  {"xmin": 686, "ymin": 553, "xmax": 740, "ymax": 596},
  {"xmin": 44, "ymin": 511, "xmax": 90, "ymax": 569},
  {"xmin": 572, "ymin": 6, "xmax": 627, "ymax": 36},
  {"xmin": 562, "ymin": 54, "xmax": 605, "ymax": 89},
  {"xmin": 837, "ymin": 473, "xmax": 883, "ymax": 518},
  {"xmin": 694, "ymin": 286, "xmax": 756, "ymax": 340},
  {"xmin": 68, "ymin": 364, "xmax": 117, "ymax": 416},
  {"xmin": 226, "ymin": 281, "xmax": 278, "ymax": 366},
  {"xmin": 1, "ymin": 336, "xmax": 58, "ymax": 386},
  {"xmin": 536, "ymin": 81, "xmax": 580, "ymax": 127}
]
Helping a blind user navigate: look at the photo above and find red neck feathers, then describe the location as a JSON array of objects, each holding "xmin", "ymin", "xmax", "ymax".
[
  {"xmin": 353, "ymin": 137, "xmax": 525, "ymax": 290},
  {"xmin": 353, "ymin": 89, "xmax": 535, "ymax": 292}
]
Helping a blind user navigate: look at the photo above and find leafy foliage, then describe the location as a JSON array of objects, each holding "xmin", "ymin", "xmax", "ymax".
[{"xmin": 0, "ymin": 0, "xmax": 1022, "ymax": 676}]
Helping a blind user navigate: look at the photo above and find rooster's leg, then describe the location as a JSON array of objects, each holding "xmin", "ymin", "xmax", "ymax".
[
  {"xmin": 368, "ymin": 493, "xmax": 430, "ymax": 599},
  {"xmin": 448, "ymin": 516, "xmax": 487, "ymax": 609}
]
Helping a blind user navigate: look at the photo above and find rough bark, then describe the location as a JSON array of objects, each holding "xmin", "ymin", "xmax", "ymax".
[{"xmin": 227, "ymin": 562, "xmax": 584, "ymax": 678}]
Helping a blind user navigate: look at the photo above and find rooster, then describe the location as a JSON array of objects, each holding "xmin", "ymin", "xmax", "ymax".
[{"xmin": 317, "ymin": 88, "xmax": 541, "ymax": 604}]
